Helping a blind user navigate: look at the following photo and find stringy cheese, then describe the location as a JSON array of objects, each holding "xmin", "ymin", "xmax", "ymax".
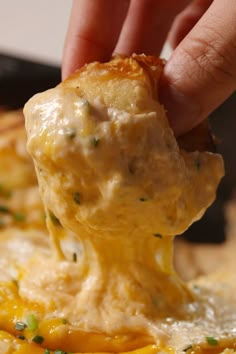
[{"xmin": 0, "ymin": 56, "xmax": 234, "ymax": 354}]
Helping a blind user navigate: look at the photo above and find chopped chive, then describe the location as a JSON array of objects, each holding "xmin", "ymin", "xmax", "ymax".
[
  {"xmin": 61, "ymin": 318, "xmax": 68, "ymax": 325},
  {"xmin": 83, "ymin": 100, "xmax": 90, "ymax": 110},
  {"xmin": 152, "ymin": 296, "xmax": 160, "ymax": 306},
  {"xmin": 12, "ymin": 279, "xmax": 19, "ymax": 288},
  {"xmin": 193, "ymin": 284, "xmax": 201, "ymax": 291},
  {"xmin": 0, "ymin": 205, "xmax": 10, "ymax": 213},
  {"xmin": 91, "ymin": 137, "xmax": 100, "ymax": 147},
  {"xmin": 26, "ymin": 314, "xmax": 38, "ymax": 332},
  {"xmin": 14, "ymin": 212, "xmax": 25, "ymax": 222},
  {"xmin": 44, "ymin": 350, "xmax": 50, "ymax": 354},
  {"xmin": 73, "ymin": 253, "xmax": 77, "ymax": 262},
  {"xmin": 64, "ymin": 127, "xmax": 76, "ymax": 139},
  {"xmin": 15, "ymin": 321, "xmax": 27, "ymax": 331},
  {"xmin": 153, "ymin": 233, "xmax": 162, "ymax": 239},
  {"xmin": 17, "ymin": 335, "xmax": 25, "ymax": 340},
  {"xmin": 54, "ymin": 350, "xmax": 67, "ymax": 354},
  {"xmin": 49, "ymin": 211, "xmax": 61, "ymax": 226},
  {"xmin": 32, "ymin": 335, "xmax": 44, "ymax": 344},
  {"xmin": 183, "ymin": 345, "xmax": 193, "ymax": 352},
  {"xmin": 139, "ymin": 197, "xmax": 148, "ymax": 202},
  {"xmin": 206, "ymin": 336, "xmax": 218, "ymax": 346},
  {"xmin": 73, "ymin": 192, "xmax": 81, "ymax": 205}
]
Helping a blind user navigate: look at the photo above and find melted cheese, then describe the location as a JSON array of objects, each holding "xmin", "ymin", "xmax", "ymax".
[
  {"xmin": 0, "ymin": 56, "xmax": 234, "ymax": 354},
  {"xmin": 22, "ymin": 54, "xmax": 228, "ymax": 351}
]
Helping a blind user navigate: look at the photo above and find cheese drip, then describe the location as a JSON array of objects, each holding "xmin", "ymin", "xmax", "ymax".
[{"xmin": 24, "ymin": 55, "xmax": 224, "ymax": 347}]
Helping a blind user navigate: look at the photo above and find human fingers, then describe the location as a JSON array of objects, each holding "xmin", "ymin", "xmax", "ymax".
[
  {"xmin": 62, "ymin": 0, "xmax": 129, "ymax": 79},
  {"xmin": 160, "ymin": 0, "xmax": 236, "ymax": 136},
  {"xmin": 114, "ymin": 0, "xmax": 191, "ymax": 56},
  {"xmin": 168, "ymin": 0, "xmax": 213, "ymax": 48}
]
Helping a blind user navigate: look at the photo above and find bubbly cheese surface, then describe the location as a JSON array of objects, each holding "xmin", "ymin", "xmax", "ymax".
[{"xmin": 0, "ymin": 56, "xmax": 234, "ymax": 354}]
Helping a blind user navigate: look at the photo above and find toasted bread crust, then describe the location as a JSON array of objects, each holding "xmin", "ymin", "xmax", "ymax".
[
  {"xmin": 65, "ymin": 54, "xmax": 164, "ymax": 89},
  {"xmin": 62, "ymin": 55, "xmax": 164, "ymax": 114},
  {"xmin": 63, "ymin": 54, "xmax": 216, "ymax": 152}
]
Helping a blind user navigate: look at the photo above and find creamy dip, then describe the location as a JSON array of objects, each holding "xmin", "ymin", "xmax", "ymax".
[{"xmin": 21, "ymin": 55, "xmax": 229, "ymax": 352}]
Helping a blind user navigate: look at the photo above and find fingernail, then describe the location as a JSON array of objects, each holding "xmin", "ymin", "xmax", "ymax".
[{"xmin": 159, "ymin": 81, "xmax": 201, "ymax": 136}]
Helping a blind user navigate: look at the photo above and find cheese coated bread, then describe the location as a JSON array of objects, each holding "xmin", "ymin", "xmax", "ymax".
[
  {"xmin": 0, "ymin": 55, "xmax": 234, "ymax": 354},
  {"xmin": 25, "ymin": 55, "xmax": 223, "ymax": 240}
]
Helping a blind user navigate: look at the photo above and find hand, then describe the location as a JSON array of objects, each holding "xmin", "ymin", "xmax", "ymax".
[{"xmin": 62, "ymin": 0, "xmax": 236, "ymax": 135}]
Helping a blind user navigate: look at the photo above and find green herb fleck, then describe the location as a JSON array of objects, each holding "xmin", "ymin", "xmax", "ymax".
[
  {"xmin": 91, "ymin": 137, "xmax": 100, "ymax": 147},
  {"xmin": 64, "ymin": 127, "xmax": 76, "ymax": 140},
  {"xmin": 83, "ymin": 100, "xmax": 90, "ymax": 111},
  {"xmin": 139, "ymin": 197, "xmax": 148, "ymax": 202},
  {"xmin": 0, "ymin": 184, "xmax": 12, "ymax": 198},
  {"xmin": 153, "ymin": 233, "xmax": 163, "ymax": 239},
  {"xmin": 49, "ymin": 211, "xmax": 61, "ymax": 226},
  {"xmin": 44, "ymin": 350, "xmax": 50, "ymax": 354},
  {"xmin": 54, "ymin": 350, "xmax": 67, "ymax": 354},
  {"xmin": 15, "ymin": 321, "xmax": 27, "ymax": 331},
  {"xmin": 61, "ymin": 318, "xmax": 68, "ymax": 325},
  {"xmin": 193, "ymin": 284, "xmax": 201, "ymax": 291},
  {"xmin": 73, "ymin": 253, "xmax": 77, "ymax": 262},
  {"xmin": 183, "ymin": 345, "xmax": 193, "ymax": 352},
  {"xmin": 32, "ymin": 335, "xmax": 44, "ymax": 344},
  {"xmin": 0, "ymin": 205, "xmax": 10, "ymax": 213},
  {"xmin": 14, "ymin": 212, "xmax": 25, "ymax": 222},
  {"xmin": 206, "ymin": 336, "xmax": 218, "ymax": 346},
  {"xmin": 73, "ymin": 192, "xmax": 81, "ymax": 205},
  {"xmin": 17, "ymin": 335, "xmax": 25, "ymax": 340},
  {"xmin": 26, "ymin": 314, "xmax": 38, "ymax": 332},
  {"xmin": 152, "ymin": 296, "xmax": 160, "ymax": 306}
]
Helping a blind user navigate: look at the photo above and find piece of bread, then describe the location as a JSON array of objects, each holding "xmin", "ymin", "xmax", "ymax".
[{"xmin": 25, "ymin": 55, "xmax": 224, "ymax": 239}]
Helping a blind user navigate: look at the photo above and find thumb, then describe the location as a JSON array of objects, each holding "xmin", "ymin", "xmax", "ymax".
[{"xmin": 160, "ymin": 0, "xmax": 236, "ymax": 136}]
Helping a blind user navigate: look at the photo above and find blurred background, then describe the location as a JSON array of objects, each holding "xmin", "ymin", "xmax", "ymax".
[
  {"xmin": 0, "ymin": 0, "xmax": 72, "ymax": 65},
  {"xmin": 0, "ymin": 0, "xmax": 235, "ymax": 244},
  {"xmin": 0, "ymin": 0, "xmax": 72, "ymax": 108}
]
